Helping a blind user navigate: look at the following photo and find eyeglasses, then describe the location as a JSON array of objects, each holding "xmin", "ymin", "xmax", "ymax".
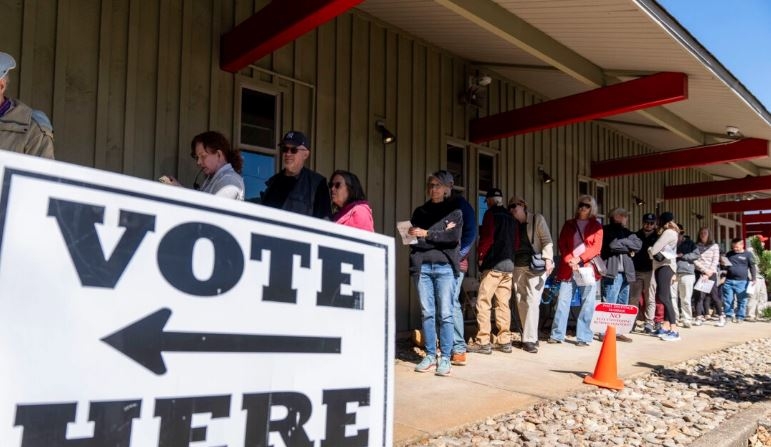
[
  {"xmin": 644, "ymin": 221, "xmax": 656, "ymax": 225},
  {"xmin": 329, "ymin": 181, "xmax": 344, "ymax": 189},
  {"xmin": 428, "ymin": 183, "xmax": 443, "ymax": 189},
  {"xmin": 577, "ymin": 203, "xmax": 591, "ymax": 209},
  {"xmin": 280, "ymin": 146, "xmax": 306, "ymax": 154}
]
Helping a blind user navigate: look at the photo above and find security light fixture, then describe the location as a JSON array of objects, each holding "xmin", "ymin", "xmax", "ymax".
[
  {"xmin": 725, "ymin": 126, "xmax": 741, "ymax": 137},
  {"xmin": 376, "ymin": 120, "xmax": 395, "ymax": 144},
  {"xmin": 538, "ymin": 166, "xmax": 554, "ymax": 184},
  {"xmin": 633, "ymin": 194, "xmax": 645, "ymax": 207}
]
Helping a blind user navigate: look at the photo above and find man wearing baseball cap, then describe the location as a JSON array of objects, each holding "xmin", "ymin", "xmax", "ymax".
[
  {"xmin": 629, "ymin": 212, "xmax": 659, "ymax": 333},
  {"xmin": 0, "ymin": 51, "xmax": 54, "ymax": 159},
  {"xmin": 261, "ymin": 130, "xmax": 331, "ymax": 219}
]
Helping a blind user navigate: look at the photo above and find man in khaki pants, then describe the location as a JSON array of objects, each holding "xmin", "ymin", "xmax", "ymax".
[
  {"xmin": 468, "ymin": 189, "xmax": 516, "ymax": 354},
  {"xmin": 509, "ymin": 196, "xmax": 553, "ymax": 354}
]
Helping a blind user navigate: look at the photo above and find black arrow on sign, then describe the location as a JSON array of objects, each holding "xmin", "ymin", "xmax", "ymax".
[{"xmin": 101, "ymin": 308, "xmax": 341, "ymax": 375}]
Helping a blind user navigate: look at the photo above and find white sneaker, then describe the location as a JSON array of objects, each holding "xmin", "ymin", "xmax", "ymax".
[
  {"xmin": 693, "ymin": 319, "xmax": 702, "ymax": 326},
  {"xmin": 716, "ymin": 316, "xmax": 726, "ymax": 327},
  {"xmin": 682, "ymin": 320, "xmax": 692, "ymax": 328}
]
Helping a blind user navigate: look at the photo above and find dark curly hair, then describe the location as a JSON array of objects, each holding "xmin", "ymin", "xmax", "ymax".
[
  {"xmin": 330, "ymin": 169, "xmax": 367, "ymax": 208},
  {"xmin": 190, "ymin": 131, "xmax": 243, "ymax": 174}
]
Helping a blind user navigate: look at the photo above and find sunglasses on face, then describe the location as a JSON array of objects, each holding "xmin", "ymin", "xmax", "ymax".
[
  {"xmin": 577, "ymin": 203, "xmax": 591, "ymax": 209},
  {"xmin": 428, "ymin": 183, "xmax": 443, "ymax": 189},
  {"xmin": 644, "ymin": 221, "xmax": 656, "ymax": 225},
  {"xmin": 329, "ymin": 181, "xmax": 344, "ymax": 189},
  {"xmin": 280, "ymin": 146, "xmax": 304, "ymax": 154}
]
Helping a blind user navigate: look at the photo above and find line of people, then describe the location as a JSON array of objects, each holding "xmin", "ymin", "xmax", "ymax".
[{"xmin": 410, "ymin": 190, "xmax": 766, "ymax": 378}]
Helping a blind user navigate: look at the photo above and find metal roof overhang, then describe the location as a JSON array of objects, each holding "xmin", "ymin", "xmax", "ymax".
[{"xmin": 357, "ymin": 0, "xmax": 771, "ymax": 183}]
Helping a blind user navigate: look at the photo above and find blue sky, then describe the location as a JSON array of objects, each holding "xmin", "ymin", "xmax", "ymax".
[{"xmin": 658, "ymin": 0, "xmax": 771, "ymax": 112}]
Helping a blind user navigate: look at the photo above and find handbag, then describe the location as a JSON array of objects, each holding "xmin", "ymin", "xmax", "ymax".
[
  {"xmin": 575, "ymin": 221, "xmax": 605, "ymax": 275},
  {"xmin": 590, "ymin": 256, "xmax": 607, "ymax": 276},
  {"xmin": 652, "ymin": 252, "xmax": 666, "ymax": 262},
  {"xmin": 530, "ymin": 253, "xmax": 546, "ymax": 271}
]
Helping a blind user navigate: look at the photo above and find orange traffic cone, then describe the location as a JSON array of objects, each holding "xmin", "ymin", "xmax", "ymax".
[{"xmin": 583, "ymin": 325, "xmax": 624, "ymax": 390}]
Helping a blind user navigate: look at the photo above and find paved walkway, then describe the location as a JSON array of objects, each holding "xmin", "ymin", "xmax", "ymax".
[{"xmin": 393, "ymin": 321, "xmax": 771, "ymax": 445}]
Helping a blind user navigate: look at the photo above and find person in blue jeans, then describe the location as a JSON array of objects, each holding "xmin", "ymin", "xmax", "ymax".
[
  {"xmin": 548, "ymin": 195, "xmax": 603, "ymax": 347},
  {"xmin": 449, "ymin": 189, "xmax": 477, "ymax": 366},
  {"xmin": 599, "ymin": 208, "xmax": 641, "ymax": 342},
  {"xmin": 722, "ymin": 238, "xmax": 756, "ymax": 322},
  {"xmin": 409, "ymin": 171, "xmax": 463, "ymax": 376}
]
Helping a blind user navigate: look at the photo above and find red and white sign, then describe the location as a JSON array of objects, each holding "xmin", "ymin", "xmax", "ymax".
[{"xmin": 590, "ymin": 303, "xmax": 639, "ymax": 334}]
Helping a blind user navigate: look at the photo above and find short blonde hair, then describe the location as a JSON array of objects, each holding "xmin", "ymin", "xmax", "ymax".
[
  {"xmin": 575, "ymin": 194, "xmax": 598, "ymax": 218},
  {"xmin": 507, "ymin": 195, "xmax": 528, "ymax": 211}
]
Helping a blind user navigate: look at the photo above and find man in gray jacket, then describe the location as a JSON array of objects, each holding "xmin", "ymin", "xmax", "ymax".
[
  {"xmin": 508, "ymin": 196, "xmax": 553, "ymax": 354},
  {"xmin": 673, "ymin": 231, "xmax": 699, "ymax": 328},
  {"xmin": 0, "ymin": 52, "xmax": 54, "ymax": 159},
  {"xmin": 600, "ymin": 208, "xmax": 642, "ymax": 342}
]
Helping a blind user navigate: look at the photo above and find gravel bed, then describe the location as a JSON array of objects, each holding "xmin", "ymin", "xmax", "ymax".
[{"xmin": 405, "ymin": 338, "xmax": 771, "ymax": 447}]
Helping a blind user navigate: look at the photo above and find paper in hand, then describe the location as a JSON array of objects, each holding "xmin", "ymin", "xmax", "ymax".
[{"xmin": 396, "ymin": 220, "xmax": 418, "ymax": 245}]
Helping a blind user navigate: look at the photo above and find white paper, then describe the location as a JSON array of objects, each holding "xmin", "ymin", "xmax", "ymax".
[
  {"xmin": 746, "ymin": 281, "xmax": 756, "ymax": 295},
  {"xmin": 694, "ymin": 277, "xmax": 715, "ymax": 293},
  {"xmin": 396, "ymin": 220, "xmax": 418, "ymax": 245}
]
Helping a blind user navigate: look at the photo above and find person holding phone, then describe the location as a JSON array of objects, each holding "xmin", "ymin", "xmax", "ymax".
[{"xmin": 161, "ymin": 131, "xmax": 244, "ymax": 200}]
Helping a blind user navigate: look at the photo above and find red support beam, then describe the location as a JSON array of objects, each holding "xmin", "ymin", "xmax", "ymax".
[
  {"xmin": 591, "ymin": 138, "xmax": 768, "ymax": 179},
  {"xmin": 664, "ymin": 175, "xmax": 771, "ymax": 200},
  {"xmin": 220, "ymin": 0, "xmax": 363, "ymax": 73},
  {"xmin": 712, "ymin": 198, "xmax": 771, "ymax": 214},
  {"xmin": 469, "ymin": 72, "xmax": 688, "ymax": 144},
  {"xmin": 742, "ymin": 214, "xmax": 771, "ymax": 225}
]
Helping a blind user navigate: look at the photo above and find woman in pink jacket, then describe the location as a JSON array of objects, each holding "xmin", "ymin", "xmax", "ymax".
[{"xmin": 330, "ymin": 170, "xmax": 374, "ymax": 232}]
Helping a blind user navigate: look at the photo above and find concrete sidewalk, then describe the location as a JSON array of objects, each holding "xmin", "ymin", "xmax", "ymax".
[{"xmin": 393, "ymin": 321, "xmax": 771, "ymax": 445}]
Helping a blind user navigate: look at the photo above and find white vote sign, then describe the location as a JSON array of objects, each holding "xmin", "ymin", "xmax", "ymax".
[{"xmin": 0, "ymin": 151, "xmax": 395, "ymax": 447}]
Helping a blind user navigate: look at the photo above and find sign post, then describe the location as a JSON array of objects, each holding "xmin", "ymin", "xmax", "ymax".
[{"xmin": 0, "ymin": 152, "xmax": 395, "ymax": 446}]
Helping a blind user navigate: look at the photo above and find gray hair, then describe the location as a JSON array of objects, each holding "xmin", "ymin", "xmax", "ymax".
[
  {"xmin": 491, "ymin": 196, "xmax": 504, "ymax": 206},
  {"xmin": 575, "ymin": 194, "xmax": 598, "ymax": 218}
]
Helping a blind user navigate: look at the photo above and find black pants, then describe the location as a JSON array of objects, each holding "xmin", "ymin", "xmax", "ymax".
[
  {"xmin": 694, "ymin": 271, "xmax": 722, "ymax": 317},
  {"xmin": 655, "ymin": 266, "xmax": 677, "ymax": 325}
]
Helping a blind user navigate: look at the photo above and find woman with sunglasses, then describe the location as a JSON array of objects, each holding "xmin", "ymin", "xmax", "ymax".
[
  {"xmin": 329, "ymin": 169, "xmax": 374, "ymax": 232},
  {"xmin": 548, "ymin": 195, "xmax": 603, "ymax": 347},
  {"xmin": 408, "ymin": 170, "xmax": 463, "ymax": 377},
  {"xmin": 161, "ymin": 131, "xmax": 244, "ymax": 200}
]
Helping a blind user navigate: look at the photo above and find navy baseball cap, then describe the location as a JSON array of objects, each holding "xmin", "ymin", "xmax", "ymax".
[
  {"xmin": 279, "ymin": 131, "xmax": 309, "ymax": 149},
  {"xmin": 0, "ymin": 52, "xmax": 16, "ymax": 80},
  {"xmin": 486, "ymin": 188, "xmax": 503, "ymax": 199},
  {"xmin": 642, "ymin": 213, "xmax": 656, "ymax": 223}
]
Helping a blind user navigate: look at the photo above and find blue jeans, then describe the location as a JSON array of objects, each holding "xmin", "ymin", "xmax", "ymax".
[
  {"xmin": 550, "ymin": 277, "xmax": 598, "ymax": 344},
  {"xmin": 722, "ymin": 278, "xmax": 749, "ymax": 319},
  {"xmin": 602, "ymin": 273, "xmax": 630, "ymax": 305},
  {"xmin": 452, "ymin": 272, "xmax": 466, "ymax": 354},
  {"xmin": 415, "ymin": 263, "xmax": 455, "ymax": 358}
]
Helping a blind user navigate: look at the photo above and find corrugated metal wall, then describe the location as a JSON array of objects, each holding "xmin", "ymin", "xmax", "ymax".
[{"xmin": 2, "ymin": 0, "xmax": 712, "ymax": 332}]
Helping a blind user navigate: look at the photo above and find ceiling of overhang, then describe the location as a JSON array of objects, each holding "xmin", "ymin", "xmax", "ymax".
[{"xmin": 357, "ymin": 0, "xmax": 771, "ymax": 181}]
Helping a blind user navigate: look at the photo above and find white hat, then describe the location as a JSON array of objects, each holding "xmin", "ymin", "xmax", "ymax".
[{"xmin": 0, "ymin": 52, "xmax": 17, "ymax": 80}]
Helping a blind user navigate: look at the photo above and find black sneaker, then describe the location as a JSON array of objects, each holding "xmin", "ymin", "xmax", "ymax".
[
  {"xmin": 493, "ymin": 342, "xmax": 512, "ymax": 353},
  {"xmin": 522, "ymin": 342, "xmax": 538, "ymax": 353},
  {"xmin": 467, "ymin": 342, "xmax": 492, "ymax": 354}
]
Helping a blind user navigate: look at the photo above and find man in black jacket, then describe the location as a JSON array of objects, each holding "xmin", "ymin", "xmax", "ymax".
[
  {"xmin": 629, "ymin": 213, "xmax": 659, "ymax": 333},
  {"xmin": 600, "ymin": 208, "xmax": 642, "ymax": 342},
  {"xmin": 261, "ymin": 131, "xmax": 331, "ymax": 219},
  {"xmin": 467, "ymin": 189, "xmax": 516, "ymax": 354}
]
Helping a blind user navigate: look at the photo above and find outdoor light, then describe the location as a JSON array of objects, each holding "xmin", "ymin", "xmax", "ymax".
[
  {"xmin": 692, "ymin": 211, "xmax": 704, "ymax": 220},
  {"xmin": 633, "ymin": 194, "xmax": 645, "ymax": 207},
  {"xmin": 376, "ymin": 120, "xmax": 396, "ymax": 144},
  {"xmin": 538, "ymin": 166, "xmax": 553, "ymax": 184}
]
